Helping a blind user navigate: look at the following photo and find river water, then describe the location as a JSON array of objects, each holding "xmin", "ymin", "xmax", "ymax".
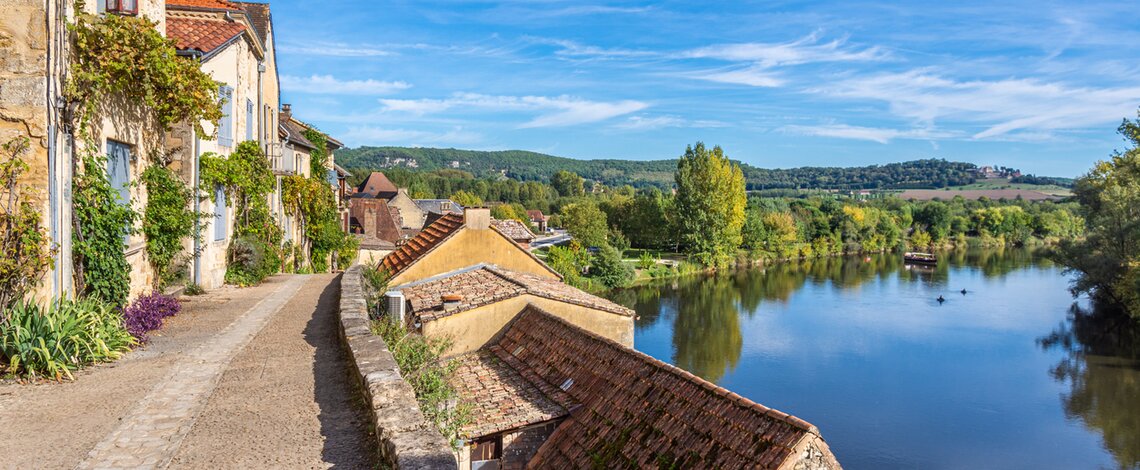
[{"xmin": 606, "ymin": 248, "xmax": 1140, "ymax": 469}]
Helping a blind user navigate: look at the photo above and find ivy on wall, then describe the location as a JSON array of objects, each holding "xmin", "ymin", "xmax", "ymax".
[
  {"xmin": 201, "ymin": 141, "xmax": 282, "ymax": 285},
  {"xmin": 140, "ymin": 154, "xmax": 200, "ymax": 289},
  {"xmin": 283, "ymin": 129, "xmax": 356, "ymax": 272},
  {"xmin": 65, "ymin": 6, "xmax": 223, "ymax": 302},
  {"xmin": 0, "ymin": 137, "xmax": 54, "ymax": 312}
]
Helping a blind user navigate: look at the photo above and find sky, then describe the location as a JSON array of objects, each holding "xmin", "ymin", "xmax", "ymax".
[{"xmin": 270, "ymin": 0, "xmax": 1140, "ymax": 177}]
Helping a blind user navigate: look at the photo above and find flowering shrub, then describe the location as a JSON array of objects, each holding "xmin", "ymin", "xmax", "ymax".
[{"xmin": 121, "ymin": 293, "xmax": 181, "ymax": 342}]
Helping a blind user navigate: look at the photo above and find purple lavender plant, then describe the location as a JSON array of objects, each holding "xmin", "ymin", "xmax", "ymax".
[{"xmin": 121, "ymin": 293, "xmax": 181, "ymax": 342}]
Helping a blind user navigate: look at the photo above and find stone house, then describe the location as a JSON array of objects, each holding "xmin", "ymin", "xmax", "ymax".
[
  {"xmin": 274, "ymin": 106, "xmax": 343, "ymax": 249},
  {"xmin": 526, "ymin": 209, "xmax": 548, "ymax": 233},
  {"xmin": 379, "ymin": 208, "xmax": 559, "ymax": 287},
  {"xmin": 386, "ymin": 188, "xmax": 426, "ymax": 232},
  {"xmin": 392, "ymin": 264, "xmax": 634, "ymax": 356},
  {"xmin": 450, "ymin": 306, "xmax": 841, "ymax": 470},
  {"xmin": 2, "ymin": 0, "xmax": 173, "ymax": 302},
  {"xmin": 164, "ymin": 0, "xmax": 281, "ymax": 289},
  {"xmin": 354, "ymin": 170, "xmax": 398, "ymax": 199},
  {"xmin": 490, "ymin": 218, "xmax": 535, "ymax": 248}
]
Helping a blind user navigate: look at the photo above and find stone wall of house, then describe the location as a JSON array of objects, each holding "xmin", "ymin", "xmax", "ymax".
[
  {"xmin": 788, "ymin": 432, "xmax": 842, "ymax": 470},
  {"xmin": 501, "ymin": 421, "xmax": 559, "ymax": 470},
  {"xmin": 338, "ymin": 265, "xmax": 457, "ymax": 469}
]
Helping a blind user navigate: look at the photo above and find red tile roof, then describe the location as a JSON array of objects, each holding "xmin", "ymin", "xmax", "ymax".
[
  {"xmin": 166, "ymin": 16, "xmax": 247, "ymax": 55},
  {"xmin": 449, "ymin": 350, "xmax": 567, "ymax": 438},
  {"xmin": 494, "ymin": 306, "xmax": 823, "ymax": 468},
  {"xmin": 355, "ymin": 172, "xmax": 398, "ymax": 199},
  {"xmin": 490, "ymin": 218, "xmax": 535, "ymax": 242},
  {"xmin": 166, "ymin": 0, "xmax": 242, "ymax": 10},
  {"xmin": 397, "ymin": 265, "xmax": 632, "ymax": 322},
  {"xmin": 380, "ymin": 212, "xmax": 464, "ymax": 276}
]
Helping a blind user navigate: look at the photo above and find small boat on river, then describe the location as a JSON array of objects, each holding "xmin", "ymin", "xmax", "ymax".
[{"xmin": 904, "ymin": 252, "xmax": 938, "ymax": 265}]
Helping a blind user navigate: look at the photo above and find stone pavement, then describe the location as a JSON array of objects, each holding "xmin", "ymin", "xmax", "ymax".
[{"xmin": 0, "ymin": 273, "xmax": 378, "ymax": 469}]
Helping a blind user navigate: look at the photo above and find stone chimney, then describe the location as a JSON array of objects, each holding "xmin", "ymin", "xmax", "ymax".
[
  {"xmin": 281, "ymin": 103, "xmax": 292, "ymax": 120},
  {"xmin": 464, "ymin": 207, "xmax": 490, "ymax": 230}
]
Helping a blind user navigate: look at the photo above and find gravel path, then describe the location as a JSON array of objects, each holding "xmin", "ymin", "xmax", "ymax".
[{"xmin": 0, "ymin": 274, "xmax": 378, "ymax": 469}]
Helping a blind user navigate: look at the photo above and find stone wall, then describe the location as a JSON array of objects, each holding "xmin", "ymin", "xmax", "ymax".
[{"xmin": 337, "ymin": 265, "xmax": 457, "ymax": 469}]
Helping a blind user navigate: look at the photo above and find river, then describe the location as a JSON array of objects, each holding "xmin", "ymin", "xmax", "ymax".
[{"xmin": 606, "ymin": 248, "xmax": 1140, "ymax": 469}]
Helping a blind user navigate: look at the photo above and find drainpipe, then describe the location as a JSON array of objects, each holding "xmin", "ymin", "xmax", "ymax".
[{"xmin": 189, "ymin": 50, "xmax": 204, "ymax": 286}]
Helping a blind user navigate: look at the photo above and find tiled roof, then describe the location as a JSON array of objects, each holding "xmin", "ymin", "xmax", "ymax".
[
  {"xmin": 380, "ymin": 212, "xmax": 464, "ymax": 276},
  {"xmin": 396, "ymin": 264, "xmax": 633, "ymax": 322},
  {"xmin": 413, "ymin": 199, "xmax": 463, "ymax": 215},
  {"xmin": 449, "ymin": 350, "xmax": 568, "ymax": 438},
  {"xmin": 526, "ymin": 209, "xmax": 546, "ymax": 221},
  {"xmin": 280, "ymin": 118, "xmax": 316, "ymax": 150},
  {"xmin": 497, "ymin": 306, "xmax": 820, "ymax": 468},
  {"xmin": 166, "ymin": 16, "xmax": 246, "ymax": 55},
  {"xmin": 356, "ymin": 172, "xmax": 398, "ymax": 199},
  {"xmin": 490, "ymin": 218, "xmax": 535, "ymax": 242},
  {"xmin": 233, "ymin": 2, "xmax": 270, "ymax": 43},
  {"xmin": 166, "ymin": 0, "xmax": 242, "ymax": 10}
]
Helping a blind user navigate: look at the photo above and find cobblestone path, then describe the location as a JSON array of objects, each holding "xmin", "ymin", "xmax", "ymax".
[{"xmin": 0, "ymin": 274, "xmax": 378, "ymax": 469}]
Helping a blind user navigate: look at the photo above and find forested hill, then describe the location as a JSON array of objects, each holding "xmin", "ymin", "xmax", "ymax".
[{"xmin": 334, "ymin": 146, "xmax": 981, "ymax": 190}]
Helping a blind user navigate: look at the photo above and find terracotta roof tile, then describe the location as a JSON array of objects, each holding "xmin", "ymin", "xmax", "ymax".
[
  {"xmin": 490, "ymin": 218, "xmax": 535, "ymax": 242},
  {"xmin": 355, "ymin": 172, "xmax": 399, "ymax": 199},
  {"xmin": 380, "ymin": 212, "xmax": 464, "ymax": 276},
  {"xmin": 166, "ymin": 16, "xmax": 246, "ymax": 55},
  {"xmin": 396, "ymin": 265, "xmax": 632, "ymax": 322},
  {"xmin": 483, "ymin": 306, "xmax": 820, "ymax": 469},
  {"xmin": 166, "ymin": 0, "xmax": 242, "ymax": 10},
  {"xmin": 449, "ymin": 350, "xmax": 567, "ymax": 438}
]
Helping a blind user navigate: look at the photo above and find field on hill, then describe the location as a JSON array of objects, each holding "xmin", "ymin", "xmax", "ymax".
[
  {"xmin": 949, "ymin": 178, "xmax": 1073, "ymax": 196},
  {"xmin": 896, "ymin": 188, "xmax": 1061, "ymax": 201}
]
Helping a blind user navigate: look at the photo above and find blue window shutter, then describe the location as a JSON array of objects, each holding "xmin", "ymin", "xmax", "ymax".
[
  {"xmin": 106, "ymin": 140, "xmax": 130, "ymax": 206},
  {"xmin": 218, "ymin": 86, "xmax": 233, "ymax": 147},
  {"xmin": 246, "ymin": 99, "xmax": 254, "ymax": 141},
  {"xmin": 214, "ymin": 185, "xmax": 227, "ymax": 241}
]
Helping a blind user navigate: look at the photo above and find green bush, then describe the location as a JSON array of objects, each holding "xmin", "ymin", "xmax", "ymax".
[
  {"xmin": 225, "ymin": 236, "xmax": 279, "ymax": 286},
  {"xmin": 591, "ymin": 244, "xmax": 634, "ymax": 289},
  {"xmin": 637, "ymin": 251, "xmax": 656, "ymax": 270},
  {"xmin": 1, "ymin": 298, "xmax": 134, "ymax": 380}
]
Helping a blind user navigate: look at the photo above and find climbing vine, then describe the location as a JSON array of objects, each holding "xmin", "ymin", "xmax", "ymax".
[
  {"xmin": 201, "ymin": 142, "xmax": 282, "ymax": 285},
  {"xmin": 0, "ymin": 137, "xmax": 54, "ymax": 312},
  {"xmin": 283, "ymin": 129, "xmax": 356, "ymax": 272},
  {"xmin": 140, "ymin": 153, "xmax": 200, "ymax": 289},
  {"xmin": 65, "ymin": 6, "xmax": 223, "ymax": 301}
]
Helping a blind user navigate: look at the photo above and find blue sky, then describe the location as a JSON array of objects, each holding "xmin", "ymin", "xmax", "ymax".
[{"xmin": 271, "ymin": 1, "xmax": 1140, "ymax": 176}]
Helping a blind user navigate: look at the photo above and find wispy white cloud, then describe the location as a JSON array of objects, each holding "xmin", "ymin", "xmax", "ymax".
[
  {"xmin": 281, "ymin": 75, "xmax": 411, "ymax": 95},
  {"xmin": 277, "ymin": 42, "xmax": 393, "ymax": 57},
  {"xmin": 528, "ymin": 37, "xmax": 657, "ymax": 59},
  {"xmin": 814, "ymin": 70, "xmax": 1140, "ymax": 139},
  {"xmin": 615, "ymin": 115, "xmax": 729, "ymax": 131},
  {"xmin": 689, "ymin": 65, "xmax": 785, "ymax": 87},
  {"xmin": 780, "ymin": 124, "xmax": 956, "ymax": 144},
  {"xmin": 681, "ymin": 32, "xmax": 890, "ymax": 67},
  {"xmin": 378, "ymin": 93, "xmax": 648, "ymax": 128},
  {"xmin": 340, "ymin": 126, "xmax": 482, "ymax": 146}
]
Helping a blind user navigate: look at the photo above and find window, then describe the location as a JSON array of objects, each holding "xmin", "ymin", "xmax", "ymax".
[
  {"xmin": 218, "ymin": 86, "xmax": 233, "ymax": 148},
  {"xmin": 213, "ymin": 185, "xmax": 227, "ymax": 242},
  {"xmin": 106, "ymin": 140, "xmax": 131, "ymax": 206},
  {"xmin": 246, "ymin": 99, "xmax": 254, "ymax": 142},
  {"xmin": 99, "ymin": 0, "xmax": 138, "ymax": 14}
]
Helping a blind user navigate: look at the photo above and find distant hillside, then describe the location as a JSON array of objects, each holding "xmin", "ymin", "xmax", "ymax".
[{"xmin": 334, "ymin": 146, "xmax": 984, "ymax": 190}]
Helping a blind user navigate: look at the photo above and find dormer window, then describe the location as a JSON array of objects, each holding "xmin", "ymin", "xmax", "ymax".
[{"xmin": 99, "ymin": 0, "xmax": 138, "ymax": 14}]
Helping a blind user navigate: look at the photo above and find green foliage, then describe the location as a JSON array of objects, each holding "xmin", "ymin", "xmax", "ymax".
[
  {"xmin": 1056, "ymin": 112, "xmax": 1140, "ymax": 319},
  {"xmin": 547, "ymin": 244, "xmax": 588, "ymax": 287},
  {"xmin": 1, "ymin": 298, "xmax": 134, "ymax": 380},
  {"xmin": 224, "ymin": 235, "xmax": 280, "ymax": 287},
  {"xmin": 337, "ymin": 146, "xmax": 981, "ymax": 190},
  {"xmin": 637, "ymin": 251, "xmax": 656, "ymax": 270},
  {"xmin": 551, "ymin": 170, "xmax": 585, "ymax": 197},
  {"xmin": 73, "ymin": 153, "xmax": 138, "ymax": 307},
  {"xmin": 371, "ymin": 316, "xmax": 471, "ymax": 448},
  {"xmin": 67, "ymin": 10, "xmax": 222, "ymax": 137},
  {"xmin": 140, "ymin": 156, "xmax": 198, "ymax": 289},
  {"xmin": 449, "ymin": 189, "xmax": 482, "ymax": 207},
  {"xmin": 675, "ymin": 142, "xmax": 746, "ymax": 267},
  {"xmin": 0, "ymin": 137, "xmax": 53, "ymax": 310},
  {"xmin": 591, "ymin": 245, "xmax": 634, "ymax": 288},
  {"xmin": 282, "ymin": 130, "xmax": 355, "ymax": 274},
  {"xmin": 561, "ymin": 201, "xmax": 608, "ymax": 247},
  {"xmin": 303, "ymin": 128, "xmax": 329, "ymax": 178},
  {"xmin": 183, "ymin": 283, "xmax": 205, "ymax": 296}
]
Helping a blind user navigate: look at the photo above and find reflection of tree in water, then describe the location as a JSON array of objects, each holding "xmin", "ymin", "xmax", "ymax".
[
  {"xmin": 671, "ymin": 275, "xmax": 742, "ymax": 384},
  {"xmin": 1039, "ymin": 304, "xmax": 1140, "ymax": 470}
]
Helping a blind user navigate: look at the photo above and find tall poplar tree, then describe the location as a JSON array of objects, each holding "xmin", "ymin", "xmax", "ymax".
[{"xmin": 674, "ymin": 142, "xmax": 746, "ymax": 267}]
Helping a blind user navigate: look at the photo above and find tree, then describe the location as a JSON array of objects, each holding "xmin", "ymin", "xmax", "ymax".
[
  {"xmin": 1056, "ymin": 112, "xmax": 1140, "ymax": 319},
  {"xmin": 551, "ymin": 170, "xmax": 585, "ymax": 197},
  {"xmin": 674, "ymin": 142, "xmax": 746, "ymax": 267},
  {"xmin": 560, "ymin": 201, "xmax": 608, "ymax": 248},
  {"xmin": 450, "ymin": 190, "xmax": 482, "ymax": 207},
  {"xmin": 591, "ymin": 244, "xmax": 634, "ymax": 288}
]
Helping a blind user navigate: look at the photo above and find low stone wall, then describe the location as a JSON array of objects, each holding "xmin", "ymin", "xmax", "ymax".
[{"xmin": 338, "ymin": 265, "xmax": 457, "ymax": 469}]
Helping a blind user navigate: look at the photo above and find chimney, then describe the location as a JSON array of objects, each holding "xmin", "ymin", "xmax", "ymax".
[
  {"xmin": 464, "ymin": 207, "xmax": 490, "ymax": 230},
  {"xmin": 281, "ymin": 103, "xmax": 292, "ymax": 120},
  {"xmin": 442, "ymin": 294, "xmax": 463, "ymax": 311}
]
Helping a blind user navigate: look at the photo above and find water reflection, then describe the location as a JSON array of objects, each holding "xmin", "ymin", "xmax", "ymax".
[{"xmin": 1039, "ymin": 304, "xmax": 1140, "ymax": 470}]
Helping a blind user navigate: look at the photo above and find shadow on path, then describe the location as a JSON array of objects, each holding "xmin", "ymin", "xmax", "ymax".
[{"xmin": 303, "ymin": 274, "xmax": 381, "ymax": 468}]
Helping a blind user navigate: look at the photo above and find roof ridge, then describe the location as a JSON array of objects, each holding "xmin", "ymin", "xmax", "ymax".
[
  {"xmin": 487, "ymin": 266, "xmax": 633, "ymax": 317},
  {"xmin": 513, "ymin": 305, "xmax": 817, "ymax": 434}
]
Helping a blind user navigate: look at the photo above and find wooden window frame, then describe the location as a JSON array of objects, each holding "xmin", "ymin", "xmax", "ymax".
[{"xmin": 104, "ymin": 0, "xmax": 139, "ymax": 15}]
